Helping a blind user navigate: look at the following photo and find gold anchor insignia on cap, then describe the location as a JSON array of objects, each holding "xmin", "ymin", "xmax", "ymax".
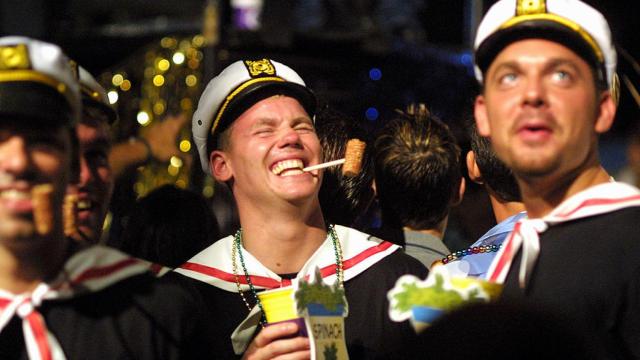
[
  {"xmin": 516, "ymin": 0, "xmax": 547, "ymax": 15},
  {"xmin": 244, "ymin": 59, "xmax": 276, "ymax": 77},
  {"xmin": 0, "ymin": 44, "xmax": 31, "ymax": 70}
]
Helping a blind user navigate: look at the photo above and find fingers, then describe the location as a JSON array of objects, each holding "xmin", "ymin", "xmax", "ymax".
[
  {"xmin": 254, "ymin": 338, "xmax": 310, "ymax": 360},
  {"xmin": 172, "ymin": 113, "xmax": 189, "ymax": 127},
  {"xmin": 253, "ymin": 322, "xmax": 299, "ymax": 347},
  {"xmin": 164, "ymin": 113, "xmax": 188, "ymax": 134},
  {"xmin": 140, "ymin": 113, "xmax": 189, "ymax": 162},
  {"xmin": 243, "ymin": 322, "xmax": 310, "ymax": 360},
  {"xmin": 272, "ymin": 349, "xmax": 311, "ymax": 360}
]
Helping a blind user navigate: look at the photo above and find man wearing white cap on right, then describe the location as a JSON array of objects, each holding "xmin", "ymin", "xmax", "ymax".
[
  {"xmin": 473, "ymin": 0, "xmax": 640, "ymax": 357},
  {"xmin": 170, "ymin": 58, "xmax": 426, "ymax": 359}
]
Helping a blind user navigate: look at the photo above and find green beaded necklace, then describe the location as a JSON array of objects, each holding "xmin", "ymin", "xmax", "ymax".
[{"xmin": 231, "ymin": 224, "xmax": 344, "ymax": 326}]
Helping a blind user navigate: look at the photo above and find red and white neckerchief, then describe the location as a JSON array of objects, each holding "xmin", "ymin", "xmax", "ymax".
[
  {"xmin": 175, "ymin": 225, "xmax": 400, "ymax": 292},
  {"xmin": 486, "ymin": 182, "xmax": 640, "ymax": 288},
  {"xmin": 0, "ymin": 245, "xmax": 152, "ymax": 360}
]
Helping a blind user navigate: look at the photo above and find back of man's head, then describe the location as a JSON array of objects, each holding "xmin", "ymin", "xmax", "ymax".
[
  {"xmin": 316, "ymin": 107, "xmax": 374, "ymax": 228},
  {"xmin": 374, "ymin": 105, "xmax": 461, "ymax": 230},
  {"xmin": 469, "ymin": 123, "xmax": 521, "ymax": 202}
]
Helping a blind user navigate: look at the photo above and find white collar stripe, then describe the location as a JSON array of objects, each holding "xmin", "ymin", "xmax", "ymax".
[
  {"xmin": 0, "ymin": 246, "xmax": 151, "ymax": 360},
  {"xmin": 486, "ymin": 182, "xmax": 640, "ymax": 287},
  {"xmin": 486, "ymin": 224, "xmax": 521, "ymax": 283},
  {"xmin": 175, "ymin": 226, "xmax": 400, "ymax": 292}
]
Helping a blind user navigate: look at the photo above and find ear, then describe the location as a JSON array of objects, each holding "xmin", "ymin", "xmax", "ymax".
[
  {"xmin": 466, "ymin": 150, "xmax": 483, "ymax": 184},
  {"xmin": 210, "ymin": 150, "xmax": 233, "ymax": 182},
  {"xmin": 452, "ymin": 177, "xmax": 466, "ymax": 206},
  {"xmin": 594, "ymin": 91, "xmax": 617, "ymax": 134},
  {"xmin": 474, "ymin": 95, "xmax": 491, "ymax": 137}
]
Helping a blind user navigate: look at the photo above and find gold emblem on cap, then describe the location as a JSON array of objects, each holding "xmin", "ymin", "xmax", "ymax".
[
  {"xmin": 0, "ymin": 44, "xmax": 31, "ymax": 70},
  {"xmin": 244, "ymin": 59, "xmax": 276, "ymax": 77},
  {"xmin": 502, "ymin": 0, "xmax": 603, "ymax": 64},
  {"xmin": 516, "ymin": 0, "xmax": 547, "ymax": 15}
]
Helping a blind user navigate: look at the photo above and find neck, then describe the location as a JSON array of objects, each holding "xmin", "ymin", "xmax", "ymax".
[
  {"xmin": 0, "ymin": 234, "xmax": 70, "ymax": 294},
  {"xmin": 488, "ymin": 195, "xmax": 526, "ymax": 223},
  {"xmin": 518, "ymin": 164, "xmax": 611, "ymax": 218},
  {"xmin": 237, "ymin": 200, "xmax": 327, "ymax": 274},
  {"xmin": 404, "ymin": 217, "xmax": 447, "ymax": 239}
]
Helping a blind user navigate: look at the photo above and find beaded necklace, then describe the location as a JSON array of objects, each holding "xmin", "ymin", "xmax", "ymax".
[
  {"xmin": 231, "ymin": 224, "xmax": 344, "ymax": 326},
  {"xmin": 439, "ymin": 244, "xmax": 501, "ymax": 265}
]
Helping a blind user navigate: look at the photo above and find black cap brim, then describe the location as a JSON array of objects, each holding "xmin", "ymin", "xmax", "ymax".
[
  {"xmin": 476, "ymin": 20, "xmax": 605, "ymax": 84},
  {"xmin": 82, "ymin": 97, "xmax": 117, "ymax": 124},
  {"xmin": 0, "ymin": 82, "xmax": 73, "ymax": 126},
  {"xmin": 215, "ymin": 81, "xmax": 317, "ymax": 139}
]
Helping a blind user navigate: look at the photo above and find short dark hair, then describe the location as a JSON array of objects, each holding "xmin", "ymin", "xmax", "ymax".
[
  {"xmin": 316, "ymin": 107, "xmax": 375, "ymax": 228},
  {"xmin": 374, "ymin": 105, "xmax": 461, "ymax": 230},
  {"xmin": 469, "ymin": 122, "xmax": 521, "ymax": 202},
  {"xmin": 82, "ymin": 102, "xmax": 113, "ymax": 129}
]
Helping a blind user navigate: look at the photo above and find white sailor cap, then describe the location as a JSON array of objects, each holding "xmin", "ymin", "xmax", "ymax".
[
  {"xmin": 77, "ymin": 65, "xmax": 117, "ymax": 124},
  {"xmin": 474, "ymin": 0, "xmax": 616, "ymax": 89},
  {"xmin": 192, "ymin": 58, "xmax": 316, "ymax": 173},
  {"xmin": 0, "ymin": 36, "xmax": 81, "ymax": 126}
]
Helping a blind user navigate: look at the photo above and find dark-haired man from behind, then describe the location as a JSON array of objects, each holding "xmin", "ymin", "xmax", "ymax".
[
  {"xmin": 474, "ymin": 0, "xmax": 640, "ymax": 356},
  {"xmin": 439, "ymin": 123, "xmax": 525, "ymax": 278},
  {"xmin": 374, "ymin": 104, "xmax": 463, "ymax": 268}
]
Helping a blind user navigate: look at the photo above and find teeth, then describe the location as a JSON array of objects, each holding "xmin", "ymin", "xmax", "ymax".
[
  {"xmin": 0, "ymin": 189, "xmax": 30, "ymax": 200},
  {"xmin": 77, "ymin": 199, "xmax": 92, "ymax": 210},
  {"xmin": 281, "ymin": 169, "xmax": 304, "ymax": 177},
  {"xmin": 272, "ymin": 159, "xmax": 304, "ymax": 175}
]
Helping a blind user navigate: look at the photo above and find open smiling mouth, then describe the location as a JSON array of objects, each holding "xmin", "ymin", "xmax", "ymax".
[
  {"xmin": 77, "ymin": 199, "xmax": 94, "ymax": 211},
  {"xmin": 271, "ymin": 159, "xmax": 304, "ymax": 176}
]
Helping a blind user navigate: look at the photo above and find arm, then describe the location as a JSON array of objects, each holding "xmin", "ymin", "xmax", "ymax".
[{"xmin": 109, "ymin": 113, "xmax": 189, "ymax": 178}]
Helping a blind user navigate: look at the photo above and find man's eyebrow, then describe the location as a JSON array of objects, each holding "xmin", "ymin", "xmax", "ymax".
[
  {"xmin": 252, "ymin": 117, "xmax": 278, "ymax": 126},
  {"xmin": 545, "ymin": 58, "xmax": 581, "ymax": 72},
  {"xmin": 490, "ymin": 61, "xmax": 520, "ymax": 75}
]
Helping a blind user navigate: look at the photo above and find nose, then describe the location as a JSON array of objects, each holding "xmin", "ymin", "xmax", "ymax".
[
  {"xmin": 522, "ymin": 76, "xmax": 547, "ymax": 108},
  {"xmin": 0, "ymin": 136, "xmax": 30, "ymax": 175},
  {"xmin": 277, "ymin": 126, "xmax": 303, "ymax": 149},
  {"xmin": 77, "ymin": 155, "xmax": 92, "ymax": 187}
]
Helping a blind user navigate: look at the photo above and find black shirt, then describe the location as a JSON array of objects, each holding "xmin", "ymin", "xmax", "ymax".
[
  {"xmin": 166, "ymin": 249, "xmax": 428, "ymax": 359},
  {"xmin": 0, "ymin": 273, "xmax": 218, "ymax": 359},
  {"xmin": 501, "ymin": 207, "xmax": 640, "ymax": 359}
]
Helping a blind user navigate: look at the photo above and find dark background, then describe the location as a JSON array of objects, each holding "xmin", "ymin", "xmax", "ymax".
[
  {"xmin": 1, "ymin": 0, "xmax": 638, "ymax": 246},
  {"xmin": 1, "ymin": 0, "xmax": 637, "ymax": 133}
]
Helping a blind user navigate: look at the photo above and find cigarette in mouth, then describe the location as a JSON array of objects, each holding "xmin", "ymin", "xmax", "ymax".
[
  {"xmin": 63, "ymin": 193, "xmax": 78, "ymax": 237},
  {"xmin": 302, "ymin": 139, "xmax": 366, "ymax": 177},
  {"xmin": 32, "ymin": 184, "xmax": 54, "ymax": 236}
]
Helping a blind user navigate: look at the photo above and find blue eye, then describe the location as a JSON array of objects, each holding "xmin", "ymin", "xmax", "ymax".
[
  {"xmin": 500, "ymin": 73, "xmax": 518, "ymax": 85},
  {"xmin": 552, "ymin": 70, "xmax": 570, "ymax": 82}
]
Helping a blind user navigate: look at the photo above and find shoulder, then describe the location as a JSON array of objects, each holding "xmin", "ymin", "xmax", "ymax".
[
  {"xmin": 345, "ymin": 226, "xmax": 428, "ymax": 277},
  {"xmin": 47, "ymin": 272, "xmax": 220, "ymax": 359},
  {"xmin": 371, "ymin": 248, "xmax": 429, "ymax": 278},
  {"xmin": 551, "ymin": 206, "xmax": 640, "ymax": 240}
]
